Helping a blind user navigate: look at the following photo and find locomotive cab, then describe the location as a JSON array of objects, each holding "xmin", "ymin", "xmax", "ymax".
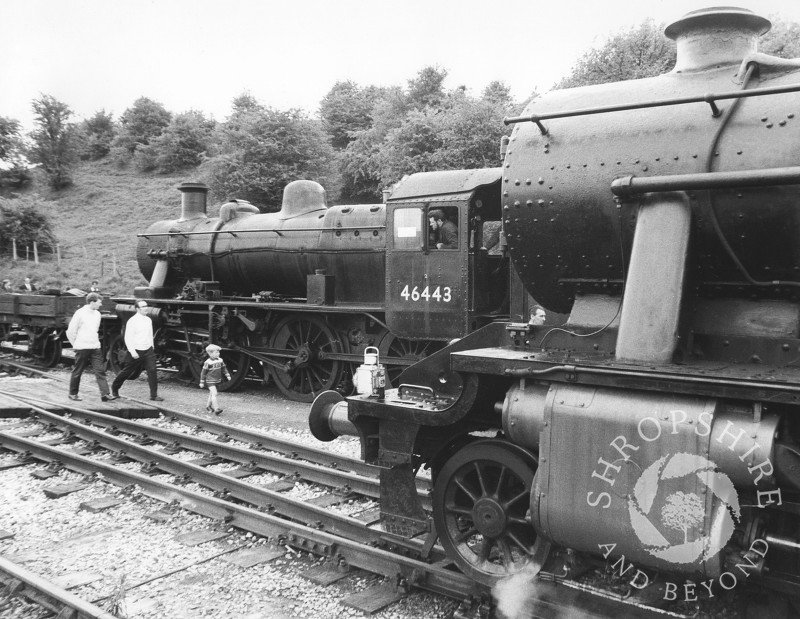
[{"xmin": 384, "ymin": 168, "xmax": 505, "ymax": 341}]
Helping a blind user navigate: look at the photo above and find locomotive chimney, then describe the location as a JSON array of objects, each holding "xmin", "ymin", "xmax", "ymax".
[
  {"xmin": 665, "ymin": 7, "xmax": 771, "ymax": 72},
  {"xmin": 177, "ymin": 182, "xmax": 209, "ymax": 221}
]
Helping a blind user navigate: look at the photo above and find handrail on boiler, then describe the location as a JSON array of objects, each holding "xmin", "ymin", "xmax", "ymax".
[{"xmin": 504, "ymin": 82, "xmax": 800, "ymax": 135}]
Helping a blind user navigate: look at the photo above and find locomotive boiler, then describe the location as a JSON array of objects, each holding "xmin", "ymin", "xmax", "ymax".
[
  {"xmin": 124, "ymin": 170, "xmax": 508, "ymax": 401},
  {"xmin": 310, "ymin": 7, "xmax": 800, "ymax": 615}
]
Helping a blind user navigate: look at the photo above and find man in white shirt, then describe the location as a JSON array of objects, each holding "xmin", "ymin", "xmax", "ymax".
[
  {"xmin": 66, "ymin": 293, "xmax": 113, "ymax": 401},
  {"xmin": 111, "ymin": 299, "xmax": 163, "ymax": 401}
]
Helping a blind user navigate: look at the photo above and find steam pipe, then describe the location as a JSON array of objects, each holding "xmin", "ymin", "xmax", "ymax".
[{"xmin": 611, "ymin": 166, "xmax": 800, "ymax": 197}]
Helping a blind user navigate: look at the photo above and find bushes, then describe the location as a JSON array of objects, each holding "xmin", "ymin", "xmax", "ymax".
[
  {"xmin": 0, "ymin": 195, "xmax": 57, "ymax": 255},
  {"xmin": 133, "ymin": 110, "xmax": 216, "ymax": 173}
]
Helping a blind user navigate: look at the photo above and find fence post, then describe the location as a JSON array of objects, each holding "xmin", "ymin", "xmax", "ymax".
[
  {"xmin": 33, "ymin": 241, "xmax": 38, "ymax": 264},
  {"xmin": 12, "ymin": 238, "xmax": 17, "ymax": 261}
]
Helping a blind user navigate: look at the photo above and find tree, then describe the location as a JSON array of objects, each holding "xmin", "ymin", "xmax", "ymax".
[
  {"xmin": 407, "ymin": 66, "xmax": 448, "ymax": 109},
  {"xmin": 79, "ymin": 110, "xmax": 116, "ymax": 160},
  {"xmin": 203, "ymin": 102, "xmax": 335, "ymax": 209},
  {"xmin": 761, "ymin": 16, "xmax": 800, "ymax": 58},
  {"xmin": 111, "ymin": 97, "xmax": 171, "ymax": 160},
  {"xmin": 555, "ymin": 20, "xmax": 676, "ymax": 89},
  {"xmin": 134, "ymin": 110, "xmax": 216, "ymax": 173},
  {"xmin": 0, "ymin": 116, "xmax": 32, "ymax": 188},
  {"xmin": 319, "ymin": 81, "xmax": 384, "ymax": 150},
  {"xmin": 0, "ymin": 195, "xmax": 57, "ymax": 255},
  {"xmin": 27, "ymin": 94, "xmax": 79, "ymax": 189}
]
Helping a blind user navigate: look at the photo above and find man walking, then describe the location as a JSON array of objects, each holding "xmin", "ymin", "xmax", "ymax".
[
  {"xmin": 111, "ymin": 299, "xmax": 163, "ymax": 401},
  {"xmin": 66, "ymin": 292, "xmax": 114, "ymax": 401}
]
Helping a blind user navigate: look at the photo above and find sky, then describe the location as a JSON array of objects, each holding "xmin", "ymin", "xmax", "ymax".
[{"xmin": 3, "ymin": 0, "xmax": 800, "ymax": 132}]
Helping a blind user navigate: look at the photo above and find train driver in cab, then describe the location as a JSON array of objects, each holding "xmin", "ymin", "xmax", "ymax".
[{"xmin": 428, "ymin": 208, "xmax": 458, "ymax": 249}]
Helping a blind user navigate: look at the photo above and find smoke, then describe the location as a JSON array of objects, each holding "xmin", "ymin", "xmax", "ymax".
[{"xmin": 492, "ymin": 566, "xmax": 539, "ymax": 619}]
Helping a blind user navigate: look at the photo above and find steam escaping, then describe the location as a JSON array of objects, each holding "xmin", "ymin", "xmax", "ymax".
[{"xmin": 492, "ymin": 565, "xmax": 540, "ymax": 619}]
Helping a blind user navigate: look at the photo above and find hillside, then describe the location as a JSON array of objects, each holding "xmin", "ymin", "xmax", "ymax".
[{"xmin": 1, "ymin": 160, "xmax": 199, "ymax": 295}]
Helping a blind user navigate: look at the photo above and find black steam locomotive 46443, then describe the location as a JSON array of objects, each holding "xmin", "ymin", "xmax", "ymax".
[
  {"xmin": 122, "ymin": 168, "xmax": 513, "ymax": 402},
  {"xmin": 310, "ymin": 7, "xmax": 800, "ymax": 616}
]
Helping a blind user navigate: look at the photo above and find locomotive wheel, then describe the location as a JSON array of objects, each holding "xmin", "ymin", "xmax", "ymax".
[
  {"xmin": 106, "ymin": 334, "xmax": 139, "ymax": 377},
  {"xmin": 268, "ymin": 315, "xmax": 344, "ymax": 403},
  {"xmin": 378, "ymin": 332, "xmax": 443, "ymax": 387},
  {"xmin": 432, "ymin": 439, "xmax": 539, "ymax": 585}
]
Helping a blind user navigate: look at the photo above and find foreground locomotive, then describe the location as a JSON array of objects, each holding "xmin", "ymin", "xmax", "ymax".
[
  {"xmin": 123, "ymin": 169, "xmax": 508, "ymax": 401},
  {"xmin": 310, "ymin": 8, "xmax": 800, "ymax": 615}
]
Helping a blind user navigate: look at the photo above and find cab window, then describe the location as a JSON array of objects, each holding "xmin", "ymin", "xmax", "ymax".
[
  {"xmin": 428, "ymin": 206, "xmax": 459, "ymax": 250},
  {"xmin": 393, "ymin": 207, "xmax": 422, "ymax": 250}
]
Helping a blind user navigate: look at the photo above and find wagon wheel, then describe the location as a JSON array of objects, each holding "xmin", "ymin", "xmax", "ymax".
[
  {"xmin": 432, "ymin": 439, "xmax": 540, "ymax": 585},
  {"xmin": 378, "ymin": 332, "xmax": 444, "ymax": 387},
  {"xmin": 185, "ymin": 334, "xmax": 251, "ymax": 392},
  {"xmin": 30, "ymin": 329, "xmax": 62, "ymax": 368},
  {"xmin": 268, "ymin": 315, "xmax": 344, "ymax": 403}
]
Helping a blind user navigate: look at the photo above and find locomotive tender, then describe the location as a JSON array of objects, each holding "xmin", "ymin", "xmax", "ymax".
[
  {"xmin": 124, "ymin": 169, "xmax": 509, "ymax": 401},
  {"xmin": 310, "ymin": 7, "xmax": 800, "ymax": 615}
]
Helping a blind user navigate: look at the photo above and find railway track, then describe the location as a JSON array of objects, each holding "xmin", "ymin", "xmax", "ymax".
[
  {"xmin": 0, "ymin": 390, "xmax": 483, "ymax": 617},
  {"xmin": 0, "ymin": 360, "xmax": 694, "ymax": 618}
]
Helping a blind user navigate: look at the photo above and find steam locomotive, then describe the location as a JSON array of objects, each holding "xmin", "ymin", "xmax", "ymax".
[
  {"xmin": 309, "ymin": 7, "xmax": 800, "ymax": 616},
  {"xmin": 120, "ymin": 168, "xmax": 511, "ymax": 402}
]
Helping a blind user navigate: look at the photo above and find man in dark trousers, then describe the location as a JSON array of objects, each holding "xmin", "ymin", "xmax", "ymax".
[
  {"xmin": 111, "ymin": 299, "xmax": 163, "ymax": 401},
  {"xmin": 66, "ymin": 292, "xmax": 113, "ymax": 401}
]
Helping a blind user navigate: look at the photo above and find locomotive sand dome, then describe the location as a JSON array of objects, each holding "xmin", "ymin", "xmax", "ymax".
[{"xmin": 310, "ymin": 7, "xmax": 800, "ymax": 614}]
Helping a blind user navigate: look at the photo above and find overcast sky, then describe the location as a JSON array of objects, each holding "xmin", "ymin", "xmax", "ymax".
[{"xmin": 3, "ymin": 0, "xmax": 800, "ymax": 131}]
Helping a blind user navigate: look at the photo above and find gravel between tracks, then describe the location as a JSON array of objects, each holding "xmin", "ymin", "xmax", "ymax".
[{"xmin": 0, "ymin": 369, "xmax": 458, "ymax": 619}]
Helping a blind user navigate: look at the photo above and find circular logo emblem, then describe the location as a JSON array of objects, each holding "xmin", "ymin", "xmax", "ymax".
[{"xmin": 628, "ymin": 453, "xmax": 741, "ymax": 564}]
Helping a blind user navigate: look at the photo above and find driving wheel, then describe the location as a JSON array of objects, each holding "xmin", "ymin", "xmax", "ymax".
[
  {"xmin": 432, "ymin": 439, "xmax": 539, "ymax": 585},
  {"xmin": 184, "ymin": 330, "xmax": 251, "ymax": 392},
  {"xmin": 268, "ymin": 315, "xmax": 344, "ymax": 402},
  {"xmin": 377, "ymin": 332, "xmax": 443, "ymax": 387}
]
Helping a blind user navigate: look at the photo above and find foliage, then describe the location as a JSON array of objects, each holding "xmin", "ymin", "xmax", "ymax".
[
  {"xmin": 78, "ymin": 110, "xmax": 116, "ymax": 160},
  {"xmin": 0, "ymin": 195, "xmax": 57, "ymax": 254},
  {"xmin": 555, "ymin": 20, "xmax": 676, "ymax": 89},
  {"xmin": 319, "ymin": 81, "xmax": 385, "ymax": 150},
  {"xmin": 407, "ymin": 66, "xmax": 448, "ymax": 109},
  {"xmin": 203, "ymin": 99, "xmax": 335, "ymax": 210},
  {"xmin": 0, "ymin": 116, "xmax": 32, "ymax": 188},
  {"xmin": 111, "ymin": 97, "xmax": 172, "ymax": 161},
  {"xmin": 27, "ymin": 94, "xmax": 79, "ymax": 189},
  {"xmin": 338, "ymin": 69, "xmax": 515, "ymax": 200},
  {"xmin": 133, "ymin": 110, "xmax": 216, "ymax": 173},
  {"xmin": 761, "ymin": 16, "xmax": 800, "ymax": 58}
]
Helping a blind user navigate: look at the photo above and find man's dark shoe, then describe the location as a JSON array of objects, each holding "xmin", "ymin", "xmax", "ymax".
[
  {"xmin": 68, "ymin": 394, "xmax": 82, "ymax": 401},
  {"xmin": 150, "ymin": 396, "xmax": 164, "ymax": 402},
  {"xmin": 102, "ymin": 394, "xmax": 119, "ymax": 402}
]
